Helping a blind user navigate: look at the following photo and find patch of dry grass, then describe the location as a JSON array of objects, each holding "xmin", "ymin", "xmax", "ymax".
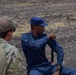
[
  {"xmin": 45, "ymin": 22, "xmax": 65, "ymax": 30},
  {"xmin": 14, "ymin": 3, "xmax": 35, "ymax": 7},
  {"xmin": 13, "ymin": 24, "xmax": 31, "ymax": 37}
]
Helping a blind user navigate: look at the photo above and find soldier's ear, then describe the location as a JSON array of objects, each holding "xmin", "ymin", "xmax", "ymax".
[{"xmin": 7, "ymin": 31, "xmax": 13, "ymax": 38}]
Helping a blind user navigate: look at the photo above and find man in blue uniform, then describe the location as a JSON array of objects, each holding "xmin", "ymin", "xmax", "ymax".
[{"xmin": 21, "ymin": 16, "xmax": 76, "ymax": 75}]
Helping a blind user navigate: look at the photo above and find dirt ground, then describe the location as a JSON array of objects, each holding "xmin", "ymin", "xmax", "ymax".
[{"xmin": 0, "ymin": 1, "xmax": 76, "ymax": 74}]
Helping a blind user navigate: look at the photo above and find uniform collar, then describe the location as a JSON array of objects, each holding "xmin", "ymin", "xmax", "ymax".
[{"xmin": 0, "ymin": 38, "xmax": 7, "ymax": 44}]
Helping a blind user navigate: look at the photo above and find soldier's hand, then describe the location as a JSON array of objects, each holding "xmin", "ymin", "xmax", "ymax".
[{"xmin": 48, "ymin": 33, "xmax": 56, "ymax": 39}]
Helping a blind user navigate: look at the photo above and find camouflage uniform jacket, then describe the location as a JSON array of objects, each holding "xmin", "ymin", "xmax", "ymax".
[
  {"xmin": 0, "ymin": 38, "xmax": 25, "ymax": 75},
  {"xmin": 0, "ymin": 44, "xmax": 6, "ymax": 75}
]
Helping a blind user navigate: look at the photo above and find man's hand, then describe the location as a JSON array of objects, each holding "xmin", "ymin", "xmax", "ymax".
[
  {"xmin": 53, "ymin": 70, "xmax": 60, "ymax": 75},
  {"xmin": 53, "ymin": 65, "xmax": 61, "ymax": 75},
  {"xmin": 48, "ymin": 33, "xmax": 56, "ymax": 39}
]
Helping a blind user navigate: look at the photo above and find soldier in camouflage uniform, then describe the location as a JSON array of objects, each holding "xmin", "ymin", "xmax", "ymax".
[{"xmin": 0, "ymin": 17, "xmax": 25, "ymax": 75}]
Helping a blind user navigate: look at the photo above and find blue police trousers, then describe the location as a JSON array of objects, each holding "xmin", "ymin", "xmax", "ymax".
[{"xmin": 28, "ymin": 62, "xmax": 76, "ymax": 75}]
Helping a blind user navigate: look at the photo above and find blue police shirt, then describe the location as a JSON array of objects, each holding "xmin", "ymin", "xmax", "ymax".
[{"xmin": 21, "ymin": 32, "xmax": 64, "ymax": 69}]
